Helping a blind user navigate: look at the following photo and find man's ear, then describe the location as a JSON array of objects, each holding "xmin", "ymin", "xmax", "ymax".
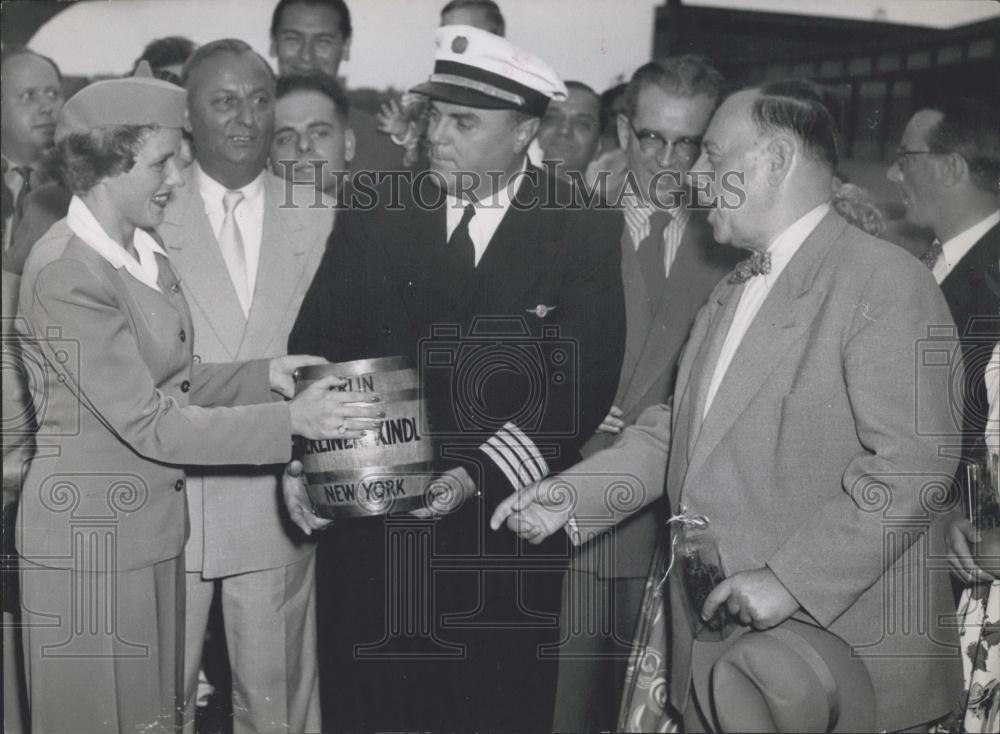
[
  {"xmin": 341, "ymin": 37, "xmax": 352, "ymax": 63},
  {"xmin": 616, "ymin": 113, "xmax": 629, "ymax": 151},
  {"xmin": 513, "ymin": 116, "xmax": 540, "ymax": 154},
  {"xmin": 938, "ymin": 152, "xmax": 966, "ymax": 187},
  {"xmin": 766, "ymin": 135, "xmax": 795, "ymax": 186},
  {"xmin": 269, "ymin": 37, "xmax": 277, "ymax": 60},
  {"xmin": 343, "ymin": 128, "xmax": 356, "ymax": 164}
]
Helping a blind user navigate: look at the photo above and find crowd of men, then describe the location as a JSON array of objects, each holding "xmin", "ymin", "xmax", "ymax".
[{"xmin": 2, "ymin": 0, "xmax": 999, "ymax": 732}]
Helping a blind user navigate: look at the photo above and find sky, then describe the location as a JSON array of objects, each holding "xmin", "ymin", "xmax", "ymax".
[{"xmin": 28, "ymin": 0, "xmax": 1000, "ymax": 92}]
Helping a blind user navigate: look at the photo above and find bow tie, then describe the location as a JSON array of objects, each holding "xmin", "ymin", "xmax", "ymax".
[{"xmin": 729, "ymin": 250, "xmax": 772, "ymax": 284}]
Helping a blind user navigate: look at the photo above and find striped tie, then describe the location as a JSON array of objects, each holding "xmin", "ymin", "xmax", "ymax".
[{"xmin": 920, "ymin": 238, "xmax": 943, "ymax": 270}]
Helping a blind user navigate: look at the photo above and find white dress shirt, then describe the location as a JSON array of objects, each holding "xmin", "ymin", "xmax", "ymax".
[
  {"xmin": 703, "ymin": 202, "xmax": 830, "ymax": 418},
  {"xmin": 66, "ymin": 195, "xmax": 166, "ymax": 292},
  {"xmin": 623, "ymin": 199, "xmax": 692, "ymax": 280},
  {"xmin": 196, "ymin": 164, "xmax": 266, "ymax": 300},
  {"xmin": 932, "ymin": 209, "xmax": 1000, "ymax": 285},
  {"xmin": 445, "ymin": 162, "xmax": 526, "ymax": 266}
]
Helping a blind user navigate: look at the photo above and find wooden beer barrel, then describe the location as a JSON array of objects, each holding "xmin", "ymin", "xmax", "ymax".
[{"xmin": 294, "ymin": 356, "xmax": 434, "ymax": 518}]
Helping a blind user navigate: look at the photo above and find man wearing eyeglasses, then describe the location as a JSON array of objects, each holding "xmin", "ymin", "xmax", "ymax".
[
  {"xmin": 889, "ymin": 100, "xmax": 1000, "ymax": 589},
  {"xmin": 549, "ymin": 56, "xmax": 744, "ymax": 733},
  {"xmin": 888, "ymin": 100, "xmax": 999, "ymax": 466}
]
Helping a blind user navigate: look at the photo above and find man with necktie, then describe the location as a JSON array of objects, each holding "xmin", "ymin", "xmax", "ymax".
[
  {"xmin": 887, "ymin": 97, "xmax": 1000, "ymax": 476},
  {"xmin": 289, "ymin": 25, "xmax": 624, "ymax": 732},
  {"xmin": 889, "ymin": 98, "xmax": 1000, "ymax": 733},
  {"xmin": 549, "ymin": 57, "xmax": 743, "ymax": 733},
  {"xmin": 2, "ymin": 52, "xmax": 65, "ymax": 731},
  {"xmin": 155, "ymin": 39, "xmax": 334, "ymax": 734},
  {"xmin": 495, "ymin": 79, "xmax": 963, "ymax": 732},
  {"xmin": 1, "ymin": 49, "xmax": 63, "ymax": 254}
]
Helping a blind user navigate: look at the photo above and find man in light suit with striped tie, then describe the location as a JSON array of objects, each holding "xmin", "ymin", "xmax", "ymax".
[{"xmin": 158, "ymin": 40, "xmax": 334, "ymax": 734}]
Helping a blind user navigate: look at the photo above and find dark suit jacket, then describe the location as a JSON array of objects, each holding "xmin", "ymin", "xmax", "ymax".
[
  {"xmin": 575, "ymin": 210, "xmax": 742, "ymax": 579},
  {"xmin": 290, "ymin": 167, "xmax": 625, "ymax": 524},
  {"xmin": 3, "ymin": 180, "xmax": 72, "ymax": 276},
  {"xmin": 939, "ymin": 222, "xmax": 1000, "ymax": 461}
]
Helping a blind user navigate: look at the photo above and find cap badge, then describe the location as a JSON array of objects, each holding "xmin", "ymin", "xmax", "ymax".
[
  {"xmin": 452, "ymin": 36, "xmax": 469, "ymax": 54},
  {"xmin": 526, "ymin": 304, "xmax": 556, "ymax": 318}
]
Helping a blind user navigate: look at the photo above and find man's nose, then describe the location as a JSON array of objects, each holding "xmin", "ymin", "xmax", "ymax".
[
  {"xmin": 427, "ymin": 118, "xmax": 447, "ymax": 146},
  {"xmin": 236, "ymin": 99, "xmax": 256, "ymax": 127},
  {"xmin": 886, "ymin": 160, "xmax": 903, "ymax": 183},
  {"xmin": 297, "ymin": 132, "xmax": 312, "ymax": 154},
  {"xmin": 655, "ymin": 142, "xmax": 676, "ymax": 168},
  {"xmin": 300, "ymin": 40, "xmax": 315, "ymax": 66}
]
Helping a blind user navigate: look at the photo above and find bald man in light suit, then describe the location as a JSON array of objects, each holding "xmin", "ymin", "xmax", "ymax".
[
  {"xmin": 161, "ymin": 41, "xmax": 333, "ymax": 734},
  {"xmin": 495, "ymin": 80, "xmax": 963, "ymax": 732}
]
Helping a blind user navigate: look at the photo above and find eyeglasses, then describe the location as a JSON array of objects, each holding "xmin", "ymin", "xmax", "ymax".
[
  {"xmin": 893, "ymin": 148, "xmax": 935, "ymax": 169},
  {"xmin": 628, "ymin": 121, "xmax": 701, "ymax": 163}
]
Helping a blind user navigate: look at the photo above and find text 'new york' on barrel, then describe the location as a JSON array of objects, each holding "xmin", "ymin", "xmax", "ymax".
[{"xmin": 294, "ymin": 356, "xmax": 436, "ymax": 518}]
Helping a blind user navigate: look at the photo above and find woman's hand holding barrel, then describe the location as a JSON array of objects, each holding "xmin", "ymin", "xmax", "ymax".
[
  {"xmin": 283, "ymin": 460, "xmax": 333, "ymax": 535},
  {"xmin": 289, "ymin": 375, "xmax": 384, "ymax": 439},
  {"xmin": 269, "ymin": 354, "xmax": 329, "ymax": 398}
]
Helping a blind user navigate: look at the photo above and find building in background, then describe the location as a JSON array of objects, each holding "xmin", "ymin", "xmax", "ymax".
[{"xmin": 654, "ymin": 0, "xmax": 999, "ymax": 165}]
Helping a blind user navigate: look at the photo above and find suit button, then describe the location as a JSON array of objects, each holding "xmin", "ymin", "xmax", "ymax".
[
  {"xmin": 192, "ymin": 354, "xmax": 202, "ymax": 364},
  {"xmin": 179, "ymin": 330, "xmax": 186, "ymax": 342},
  {"xmin": 380, "ymin": 327, "xmax": 392, "ymax": 336},
  {"xmin": 180, "ymin": 380, "xmax": 191, "ymax": 393},
  {"xmin": 174, "ymin": 479, "xmax": 184, "ymax": 491}
]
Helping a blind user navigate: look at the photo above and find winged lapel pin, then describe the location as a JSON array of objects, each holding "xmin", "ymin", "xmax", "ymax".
[{"xmin": 526, "ymin": 304, "xmax": 556, "ymax": 318}]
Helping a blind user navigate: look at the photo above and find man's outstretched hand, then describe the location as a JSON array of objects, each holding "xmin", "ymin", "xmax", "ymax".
[{"xmin": 489, "ymin": 478, "xmax": 577, "ymax": 544}]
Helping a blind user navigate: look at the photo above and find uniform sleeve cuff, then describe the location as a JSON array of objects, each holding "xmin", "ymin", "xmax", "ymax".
[{"xmin": 479, "ymin": 422, "xmax": 550, "ymax": 490}]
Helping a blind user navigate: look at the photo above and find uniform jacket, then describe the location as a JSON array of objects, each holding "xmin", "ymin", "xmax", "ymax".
[
  {"xmin": 290, "ymin": 167, "xmax": 625, "ymax": 523},
  {"xmin": 15, "ymin": 222, "xmax": 293, "ymax": 572},
  {"xmin": 575, "ymin": 210, "xmax": 741, "ymax": 579},
  {"xmin": 567, "ymin": 211, "xmax": 963, "ymax": 732},
  {"xmin": 158, "ymin": 169, "xmax": 332, "ymax": 577}
]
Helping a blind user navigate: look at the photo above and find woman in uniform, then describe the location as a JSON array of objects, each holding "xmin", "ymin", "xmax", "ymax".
[{"xmin": 15, "ymin": 69, "xmax": 374, "ymax": 733}]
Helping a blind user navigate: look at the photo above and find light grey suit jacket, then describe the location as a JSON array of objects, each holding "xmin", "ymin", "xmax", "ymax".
[
  {"xmin": 575, "ymin": 212, "xmax": 741, "ymax": 580},
  {"xmin": 16, "ymin": 223, "xmax": 292, "ymax": 572},
  {"xmin": 566, "ymin": 211, "xmax": 962, "ymax": 731},
  {"xmin": 159, "ymin": 169, "xmax": 333, "ymax": 577}
]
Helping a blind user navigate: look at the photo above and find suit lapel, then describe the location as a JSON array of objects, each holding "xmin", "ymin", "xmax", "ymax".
[
  {"xmin": 684, "ymin": 211, "xmax": 845, "ymax": 483},
  {"xmin": 241, "ymin": 177, "xmax": 310, "ymax": 356},
  {"xmin": 160, "ymin": 172, "xmax": 247, "ymax": 359},
  {"xmin": 472, "ymin": 172, "xmax": 563, "ymax": 315},
  {"xmin": 623, "ymin": 219, "xmax": 709, "ymax": 408},
  {"xmin": 386, "ymin": 183, "xmax": 448, "ymax": 323},
  {"xmin": 616, "ymin": 228, "xmax": 654, "ymax": 395},
  {"xmin": 685, "ymin": 284, "xmax": 741, "ymax": 459}
]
